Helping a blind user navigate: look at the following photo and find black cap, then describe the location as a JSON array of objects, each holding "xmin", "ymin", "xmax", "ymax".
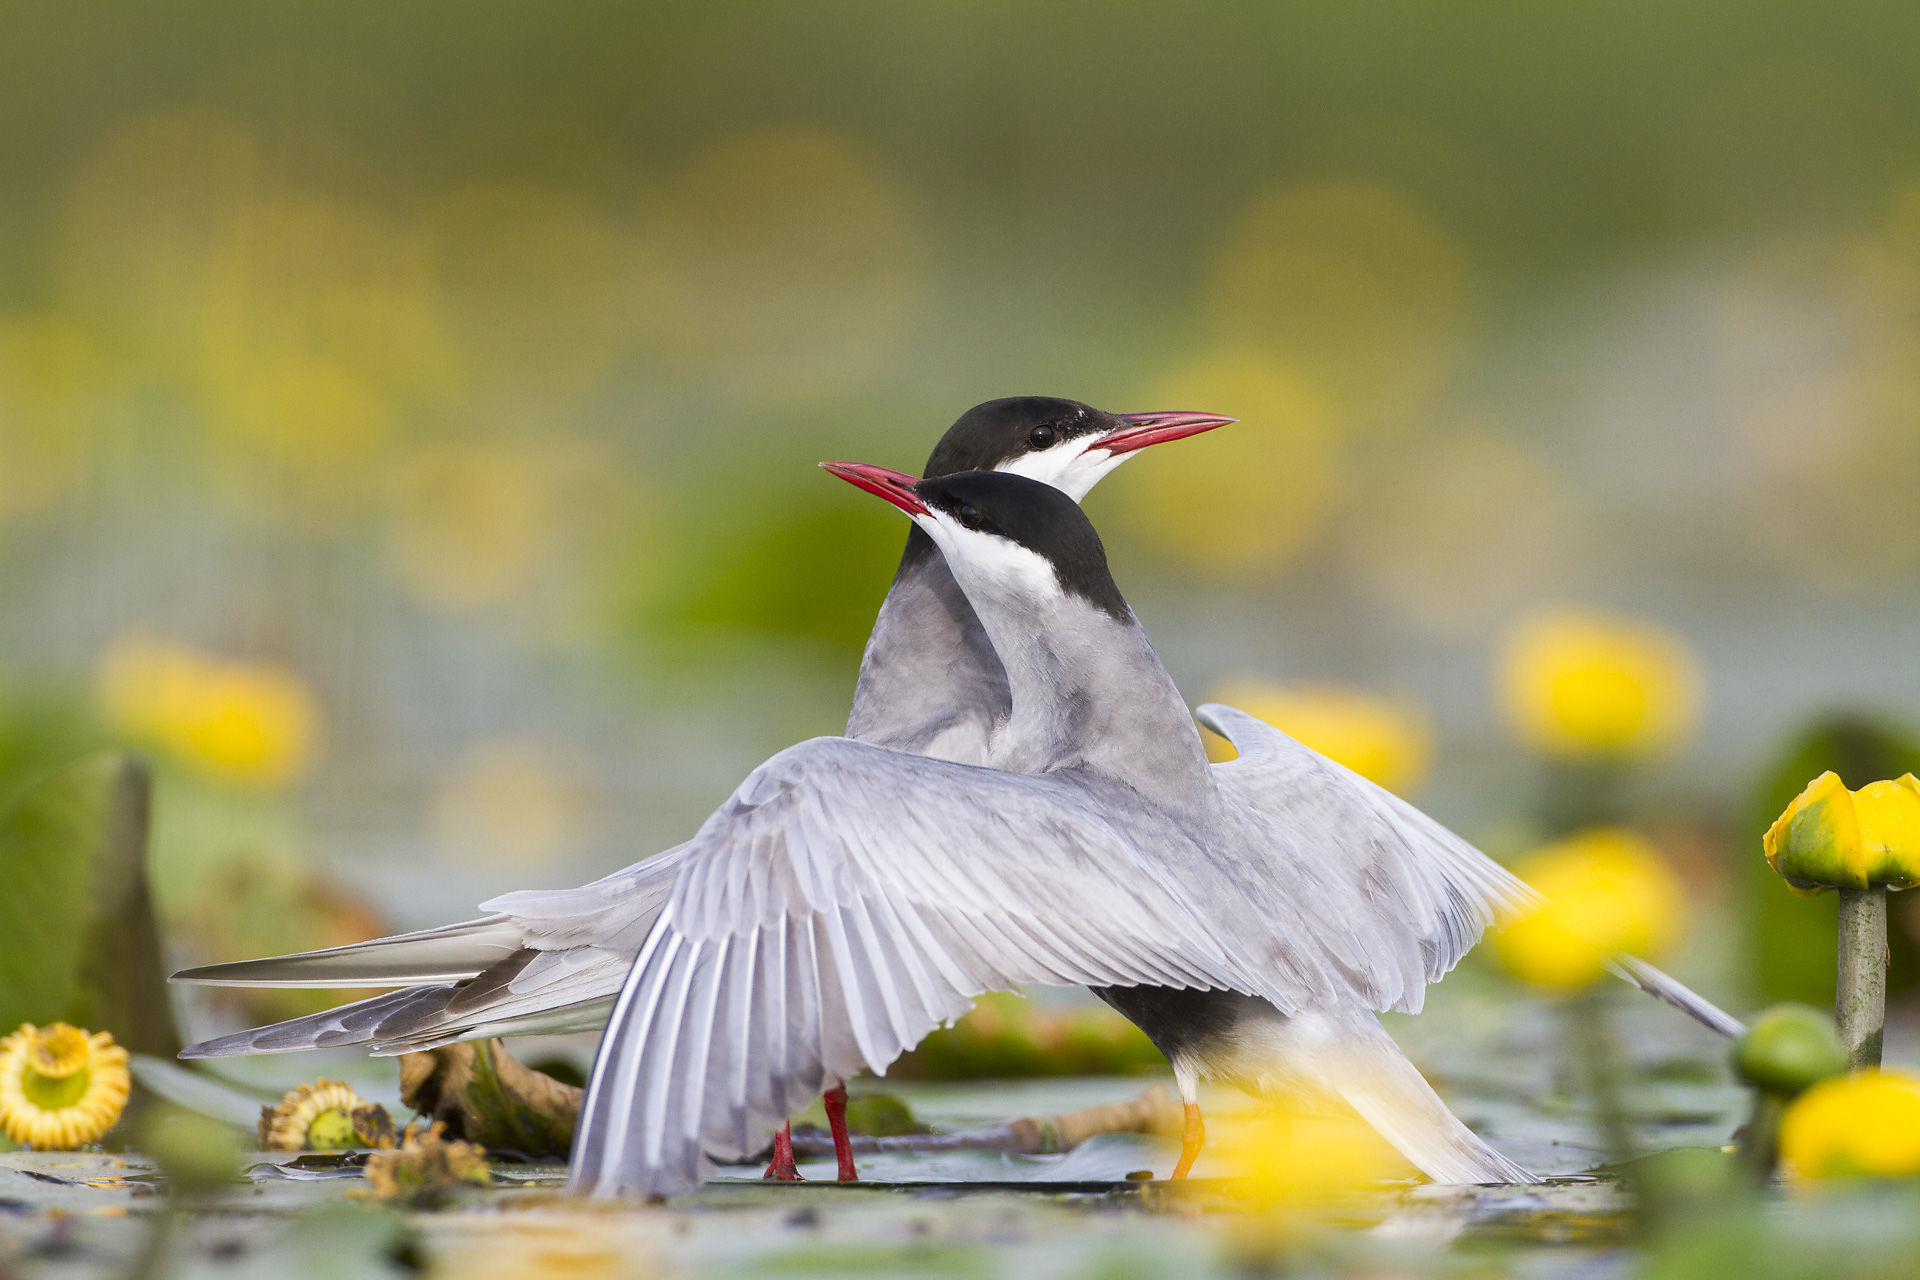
[{"xmin": 922, "ymin": 397, "xmax": 1118, "ymax": 478}]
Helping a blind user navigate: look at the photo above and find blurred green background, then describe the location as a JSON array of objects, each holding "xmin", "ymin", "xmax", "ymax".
[{"xmin": 2, "ymin": 2, "xmax": 1919, "ymax": 1044}]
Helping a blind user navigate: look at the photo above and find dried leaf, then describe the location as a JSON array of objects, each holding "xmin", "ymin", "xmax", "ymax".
[
  {"xmin": 363, "ymin": 1120, "xmax": 492, "ymax": 1204},
  {"xmin": 399, "ymin": 1038, "xmax": 580, "ymax": 1156}
]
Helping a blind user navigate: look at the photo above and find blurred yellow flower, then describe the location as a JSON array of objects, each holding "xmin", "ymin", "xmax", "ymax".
[
  {"xmin": 1105, "ymin": 350, "xmax": 1340, "ymax": 579},
  {"xmin": 384, "ymin": 443, "xmax": 552, "ymax": 611},
  {"xmin": 1206, "ymin": 181, "xmax": 1475, "ymax": 424},
  {"xmin": 1763, "ymin": 771, "xmax": 1920, "ymax": 897},
  {"xmin": 1205, "ymin": 678, "xmax": 1431, "ymax": 795},
  {"xmin": 189, "ymin": 193, "xmax": 455, "ymax": 524},
  {"xmin": 96, "ymin": 636, "xmax": 320, "ymax": 788},
  {"xmin": 1212, "ymin": 1095, "xmax": 1406, "ymax": 1258},
  {"xmin": 1493, "ymin": 828, "xmax": 1684, "ymax": 990},
  {"xmin": 1341, "ymin": 429, "xmax": 1573, "ymax": 638},
  {"xmin": 427, "ymin": 181, "xmax": 646, "ymax": 405},
  {"xmin": 205, "ymin": 355, "xmax": 393, "ymax": 497},
  {"xmin": 1215, "ymin": 1103, "xmax": 1407, "ymax": 1201},
  {"xmin": 430, "ymin": 737, "xmax": 596, "ymax": 866},
  {"xmin": 1496, "ymin": 608, "xmax": 1701, "ymax": 760},
  {"xmin": 648, "ymin": 129, "xmax": 926, "ymax": 405},
  {"xmin": 433, "ymin": 1223, "xmax": 647, "ymax": 1280},
  {"xmin": 0, "ymin": 1023, "xmax": 130, "ymax": 1149},
  {"xmin": 1780, "ymin": 1069, "xmax": 1920, "ymax": 1181},
  {"xmin": 0, "ymin": 314, "xmax": 104, "ymax": 523}
]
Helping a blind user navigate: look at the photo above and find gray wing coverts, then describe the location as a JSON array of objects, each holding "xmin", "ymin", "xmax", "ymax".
[
  {"xmin": 1196, "ymin": 702, "xmax": 1536, "ymax": 994},
  {"xmin": 568, "ymin": 721, "xmax": 1528, "ymax": 1197}
]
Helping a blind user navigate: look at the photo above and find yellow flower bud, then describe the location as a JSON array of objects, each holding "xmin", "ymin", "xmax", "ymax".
[
  {"xmin": 0, "ymin": 1023, "xmax": 131, "ymax": 1149},
  {"xmin": 1763, "ymin": 772, "xmax": 1920, "ymax": 897},
  {"xmin": 1493, "ymin": 828, "xmax": 1685, "ymax": 990},
  {"xmin": 1733, "ymin": 1004, "xmax": 1849, "ymax": 1098},
  {"xmin": 1780, "ymin": 1070, "xmax": 1920, "ymax": 1181}
]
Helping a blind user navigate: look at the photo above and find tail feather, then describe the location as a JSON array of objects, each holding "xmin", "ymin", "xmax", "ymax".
[
  {"xmin": 1330, "ymin": 1027, "xmax": 1537, "ymax": 1184},
  {"xmin": 1609, "ymin": 954, "xmax": 1745, "ymax": 1039},
  {"xmin": 180, "ymin": 986, "xmax": 461, "ymax": 1058},
  {"xmin": 1223, "ymin": 1006, "xmax": 1535, "ymax": 1185},
  {"xmin": 171, "ymin": 915, "xmax": 526, "ymax": 989},
  {"xmin": 178, "ymin": 946, "xmax": 623, "ymax": 1058}
]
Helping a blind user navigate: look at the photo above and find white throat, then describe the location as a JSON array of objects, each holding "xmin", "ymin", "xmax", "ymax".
[{"xmin": 916, "ymin": 518, "xmax": 1068, "ymax": 627}]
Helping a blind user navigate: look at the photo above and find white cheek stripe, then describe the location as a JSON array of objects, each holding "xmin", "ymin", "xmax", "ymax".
[{"xmin": 995, "ymin": 438, "xmax": 1135, "ymax": 503}]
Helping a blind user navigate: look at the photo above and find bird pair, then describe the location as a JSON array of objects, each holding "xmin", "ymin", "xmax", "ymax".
[{"xmin": 175, "ymin": 398, "xmax": 1740, "ymax": 1196}]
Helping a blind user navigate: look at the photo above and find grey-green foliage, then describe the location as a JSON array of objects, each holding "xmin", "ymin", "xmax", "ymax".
[{"xmin": 0, "ymin": 752, "xmax": 180, "ymax": 1056}]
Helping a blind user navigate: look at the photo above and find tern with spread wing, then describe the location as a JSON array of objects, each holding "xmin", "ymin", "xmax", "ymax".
[
  {"xmin": 171, "ymin": 398, "xmax": 1234, "ymax": 1177},
  {"xmin": 571, "ymin": 465, "xmax": 1542, "ymax": 1196}
]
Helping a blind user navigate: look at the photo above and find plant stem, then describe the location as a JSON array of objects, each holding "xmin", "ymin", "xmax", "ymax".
[
  {"xmin": 1835, "ymin": 885, "xmax": 1887, "ymax": 1070},
  {"xmin": 1569, "ymin": 989, "xmax": 1635, "ymax": 1169},
  {"xmin": 1738, "ymin": 1094, "xmax": 1784, "ymax": 1187}
]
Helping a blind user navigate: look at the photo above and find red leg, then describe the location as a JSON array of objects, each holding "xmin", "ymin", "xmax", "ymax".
[
  {"xmin": 762, "ymin": 1123, "xmax": 803, "ymax": 1181},
  {"xmin": 823, "ymin": 1084, "xmax": 859, "ymax": 1182},
  {"xmin": 1170, "ymin": 1102, "xmax": 1205, "ymax": 1180}
]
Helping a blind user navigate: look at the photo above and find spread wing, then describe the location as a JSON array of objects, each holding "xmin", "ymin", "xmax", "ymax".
[
  {"xmin": 1202, "ymin": 703, "xmax": 1743, "ymax": 1040},
  {"xmin": 1198, "ymin": 702, "xmax": 1535, "ymax": 986},
  {"xmin": 568, "ymin": 735, "xmax": 1340, "ymax": 1197}
]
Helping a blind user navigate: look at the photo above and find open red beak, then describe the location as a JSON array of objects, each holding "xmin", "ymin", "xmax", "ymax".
[
  {"xmin": 819, "ymin": 461, "xmax": 928, "ymax": 516},
  {"xmin": 1094, "ymin": 410, "xmax": 1236, "ymax": 455}
]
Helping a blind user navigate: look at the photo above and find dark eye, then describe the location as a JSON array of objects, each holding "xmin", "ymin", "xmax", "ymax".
[
  {"xmin": 956, "ymin": 504, "xmax": 984, "ymax": 530},
  {"xmin": 1027, "ymin": 424, "xmax": 1057, "ymax": 449}
]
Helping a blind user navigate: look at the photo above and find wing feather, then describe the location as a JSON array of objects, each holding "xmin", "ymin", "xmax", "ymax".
[
  {"xmin": 567, "ymin": 736, "xmax": 1284, "ymax": 1197},
  {"xmin": 1197, "ymin": 702, "xmax": 1534, "ymax": 1002}
]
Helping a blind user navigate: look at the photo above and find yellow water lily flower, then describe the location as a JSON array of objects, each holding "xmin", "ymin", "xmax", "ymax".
[
  {"xmin": 1212, "ymin": 1094, "xmax": 1408, "ymax": 1261},
  {"xmin": 95, "ymin": 634, "xmax": 321, "ymax": 788},
  {"xmin": 1493, "ymin": 828, "xmax": 1684, "ymax": 990},
  {"xmin": 1763, "ymin": 772, "xmax": 1920, "ymax": 897},
  {"xmin": 0, "ymin": 1023, "xmax": 131, "ymax": 1149},
  {"xmin": 1496, "ymin": 608, "xmax": 1700, "ymax": 760},
  {"xmin": 1204, "ymin": 678, "xmax": 1432, "ymax": 795},
  {"xmin": 259, "ymin": 1079, "xmax": 389, "ymax": 1151},
  {"xmin": 1780, "ymin": 1069, "xmax": 1920, "ymax": 1181}
]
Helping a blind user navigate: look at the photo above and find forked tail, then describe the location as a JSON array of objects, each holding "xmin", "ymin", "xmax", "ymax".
[{"xmin": 1327, "ymin": 1019, "xmax": 1537, "ymax": 1185}]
